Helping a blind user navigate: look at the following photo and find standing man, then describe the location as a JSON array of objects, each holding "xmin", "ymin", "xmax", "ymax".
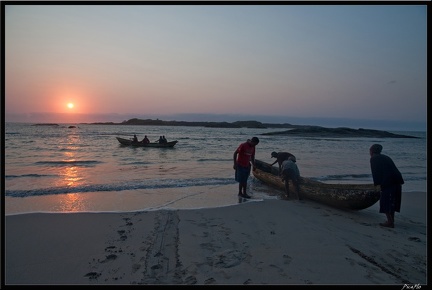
[
  {"xmin": 233, "ymin": 137, "xmax": 260, "ymax": 198},
  {"xmin": 270, "ymin": 151, "xmax": 295, "ymax": 173},
  {"xmin": 369, "ymin": 144, "xmax": 404, "ymax": 228}
]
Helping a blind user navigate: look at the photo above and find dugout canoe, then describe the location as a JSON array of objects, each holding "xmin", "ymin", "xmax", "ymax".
[
  {"xmin": 253, "ymin": 159, "xmax": 380, "ymax": 210},
  {"xmin": 116, "ymin": 137, "xmax": 178, "ymax": 148}
]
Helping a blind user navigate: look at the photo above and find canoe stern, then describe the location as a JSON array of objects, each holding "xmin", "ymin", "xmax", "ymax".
[{"xmin": 253, "ymin": 159, "xmax": 380, "ymax": 210}]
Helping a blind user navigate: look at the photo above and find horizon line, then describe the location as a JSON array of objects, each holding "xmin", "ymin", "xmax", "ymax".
[{"xmin": 4, "ymin": 112, "xmax": 426, "ymax": 131}]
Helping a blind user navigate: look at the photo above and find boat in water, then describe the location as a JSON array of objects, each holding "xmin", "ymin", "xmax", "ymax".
[
  {"xmin": 253, "ymin": 159, "xmax": 380, "ymax": 210},
  {"xmin": 116, "ymin": 137, "xmax": 178, "ymax": 148}
]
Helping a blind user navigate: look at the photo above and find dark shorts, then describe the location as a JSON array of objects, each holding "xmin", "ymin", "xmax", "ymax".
[
  {"xmin": 282, "ymin": 168, "xmax": 299, "ymax": 183},
  {"xmin": 235, "ymin": 165, "xmax": 251, "ymax": 183}
]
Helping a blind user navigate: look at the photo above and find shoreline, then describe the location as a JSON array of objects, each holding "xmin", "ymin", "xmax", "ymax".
[
  {"xmin": 5, "ymin": 191, "xmax": 426, "ymax": 285},
  {"xmin": 4, "ymin": 189, "xmax": 426, "ymax": 217},
  {"xmin": 4, "ymin": 184, "xmax": 249, "ymax": 216}
]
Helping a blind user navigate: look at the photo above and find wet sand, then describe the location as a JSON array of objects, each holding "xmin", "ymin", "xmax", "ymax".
[{"xmin": 5, "ymin": 192, "xmax": 427, "ymax": 285}]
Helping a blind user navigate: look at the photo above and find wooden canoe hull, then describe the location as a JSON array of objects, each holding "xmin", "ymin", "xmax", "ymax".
[
  {"xmin": 253, "ymin": 159, "xmax": 380, "ymax": 210},
  {"xmin": 116, "ymin": 137, "xmax": 178, "ymax": 148}
]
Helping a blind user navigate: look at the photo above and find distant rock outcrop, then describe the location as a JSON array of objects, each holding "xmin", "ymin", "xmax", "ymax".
[
  {"xmin": 31, "ymin": 123, "xmax": 59, "ymax": 126},
  {"xmin": 85, "ymin": 118, "xmax": 419, "ymax": 138},
  {"xmin": 261, "ymin": 126, "xmax": 419, "ymax": 138},
  {"xmin": 93, "ymin": 118, "xmax": 267, "ymax": 128}
]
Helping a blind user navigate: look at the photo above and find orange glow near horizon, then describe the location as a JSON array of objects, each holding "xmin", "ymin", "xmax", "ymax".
[{"xmin": 51, "ymin": 86, "xmax": 92, "ymax": 115}]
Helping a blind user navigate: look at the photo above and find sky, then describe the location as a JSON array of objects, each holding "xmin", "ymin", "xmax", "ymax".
[{"xmin": 4, "ymin": 4, "xmax": 427, "ymax": 130}]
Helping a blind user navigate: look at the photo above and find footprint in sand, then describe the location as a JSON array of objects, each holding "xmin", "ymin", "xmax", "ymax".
[
  {"xmin": 200, "ymin": 242, "xmax": 213, "ymax": 250},
  {"xmin": 204, "ymin": 277, "xmax": 216, "ymax": 284},
  {"xmin": 213, "ymin": 249, "xmax": 245, "ymax": 268},
  {"xmin": 283, "ymin": 254, "xmax": 292, "ymax": 265},
  {"xmin": 117, "ymin": 230, "xmax": 127, "ymax": 240},
  {"xmin": 132, "ymin": 263, "xmax": 141, "ymax": 272},
  {"xmin": 100, "ymin": 254, "xmax": 117, "ymax": 263},
  {"xmin": 84, "ymin": 272, "xmax": 101, "ymax": 279},
  {"xmin": 123, "ymin": 217, "xmax": 133, "ymax": 226}
]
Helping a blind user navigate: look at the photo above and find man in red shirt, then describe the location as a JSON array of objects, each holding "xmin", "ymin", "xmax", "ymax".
[{"xmin": 233, "ymin": 137, "xmax": 260, "ymax": 198}]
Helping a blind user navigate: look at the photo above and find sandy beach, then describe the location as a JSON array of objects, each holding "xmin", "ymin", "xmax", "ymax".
[{"xmin": 5, "ymin": 191, "xmax": 427, "ymax": 285}]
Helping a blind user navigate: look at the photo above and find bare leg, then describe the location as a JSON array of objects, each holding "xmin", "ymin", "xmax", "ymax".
[
  {"xmin": 387, "ymin": 213, "xmax": 394, "ymax": 224},
  {"xmin": 284, "ymin": 179, "xmax": 290, "ymax": 198},
  {"xmin": 380, "ymin": 213, "xmax": 394, "ymax": 228},
  {"xmin": 240, "ymin": 182, "xmax": 250, "ymax": 198},
  {"xmin": 387, "ymin": 213, "xmax": 394, "ymax": 225}
]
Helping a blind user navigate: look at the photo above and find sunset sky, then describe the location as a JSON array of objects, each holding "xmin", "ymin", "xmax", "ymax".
[{"xmin": 4, "ymin": 4, "xmax": 427, "ymax": 130}]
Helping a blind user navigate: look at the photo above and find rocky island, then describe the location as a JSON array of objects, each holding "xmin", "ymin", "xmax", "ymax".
[
  {"xmin": 261, "ymin": 126, "xmax": 419, "ymax": 138},
  {"xmin": 31, "ymin": 123, "xmax": 59, "ymax": 126},
  {"xmin": 86, "ymin": 118, "xmax": 419, "ymax": 138},
  {"xmin": 90, "ymin": 118, "xmax": 267, "ymax": 128}
]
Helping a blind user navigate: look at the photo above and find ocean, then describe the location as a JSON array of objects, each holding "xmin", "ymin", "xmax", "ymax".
[{"xmin": 4, "ymin": 122, "xmax": 426, "ymax": 215}]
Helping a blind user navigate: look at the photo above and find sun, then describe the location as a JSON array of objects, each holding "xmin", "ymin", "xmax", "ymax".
[{"xmin": 67, "ymin": 103, "xmax": 74, "ymax": 109}]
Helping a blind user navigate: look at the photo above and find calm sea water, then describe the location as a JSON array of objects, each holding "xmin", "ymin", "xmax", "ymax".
[{"xmin": 4, "ymin": 122, "xmax": 426, "ymax": 215}]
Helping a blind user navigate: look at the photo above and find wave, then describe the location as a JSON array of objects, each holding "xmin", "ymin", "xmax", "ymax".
[
  {"xmin": 125, "ymin": 161, "xmax": 152, "ymax": 165},
  {"xmin": 5, "ymin": 177, "xmax": 237, "ymax": 198},
  {"xmin": 399, "ymin": 175, "xmax": 427, "ymax": 181},
  {"xmin": 314, "ymin": 173, "xmax": 371, "ymax": 181},
  {"xmin": 34, "ymin": 160, "xmax": 102, "ymax": 167},
  {"xmin": 197, "ymin": 158, "xmax": 232, "ymax": 162},
  {"xmin": 5, "ymin": 173, "xmax": 57, "ymax": 179},
  {"xmin": 313, "ymin": 173, "xmax": 426, "ymax": 182}
]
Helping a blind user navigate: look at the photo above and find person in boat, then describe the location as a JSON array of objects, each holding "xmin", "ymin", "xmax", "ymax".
[
  {"xmin": 270, "ymin": 151, "xmax": 295, "ymax": 173},
  {"xmin": 132, "ymin": 134, "xmax": 138, "ymax": 142},
  {"xmin": 233, "ymin": 137, "xmax": 260, "ymax": 199},
  {"xmin": 280, "ymin": 156, "xmax": 301, "ymax": 200},
  {"xmin": 142, "ymin": 135, "xmax": 150, "ymax": 144},
  {"xmin": 162, "ymin": 136, "xmax": 168, "ymax": 143},
  {"xmin": 158, "ymin": 136, "xmax": 164, "ymax": 143},
  {"xmin": 369, "ymin": 144, "xmax": 404, "ymax": 228}
]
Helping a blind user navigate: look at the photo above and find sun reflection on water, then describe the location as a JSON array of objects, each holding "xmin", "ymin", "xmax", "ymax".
[
  {"xmin": 60, "ymin": 145, "xmax": 85, "ymax": 212},
  {"xmin": 61, "ymin": 135, "xmax": 84, "ymax": 187},
  {"xmin": 63, "ymin": 165, "xmax": 81, "ymax": 186},
  {"xmin": 59, "ymin": 193, "xmax": 85, "ymax": 212}
]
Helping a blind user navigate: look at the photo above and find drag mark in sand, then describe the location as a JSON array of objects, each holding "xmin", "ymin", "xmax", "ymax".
[
  {"xmin": 347, "ymin": 245, "xmax": 411, "ymax": 284},
  {"xmin": 141, "ymin": 210, "xmax": 183, "ymax": 284},
  {"xmin": 84, "ymin": 211, "xmax": 187, "ymax": 284}
]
